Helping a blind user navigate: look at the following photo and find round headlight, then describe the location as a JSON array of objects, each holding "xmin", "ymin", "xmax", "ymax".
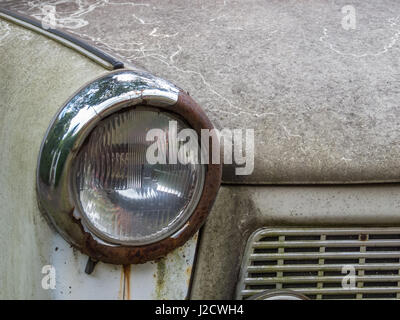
[
  {"xmin": 37, "ymin": 70, "xmax": 221, "ymax": 264},
  {"xmin": 74, "ymin": 108, "xmax": 205, "ymax": 245}
]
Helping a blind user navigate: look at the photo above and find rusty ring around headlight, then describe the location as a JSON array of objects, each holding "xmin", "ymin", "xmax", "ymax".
[{"xmin": 37, "ymin": 69, "xmax": 222, "ymax": 264}]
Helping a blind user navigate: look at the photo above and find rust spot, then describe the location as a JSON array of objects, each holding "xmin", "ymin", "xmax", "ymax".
[
  {"xmin": 186, "ymin": 266, "xmax": 192, "ymax": 286},
  {"xmin": 360, "ymin": 234, "xmax": 368, "ymax": 241},
  {"xmin": 123, "ymin": 264, "xmax": 131, "ymax": 300},
  {"xmin": 186, "ymin": 266, "xmax": 192, "ymax": 276}
]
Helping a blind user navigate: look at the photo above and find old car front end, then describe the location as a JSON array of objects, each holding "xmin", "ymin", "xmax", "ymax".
[{"xmin": 1, "ymin": 0, "xmax": 400, "ymax": 301}]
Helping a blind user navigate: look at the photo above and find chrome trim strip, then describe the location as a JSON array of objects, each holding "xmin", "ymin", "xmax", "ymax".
[
  {"xmin": 0, "ymin": 8, "xmax": 123, "ymax": 70},
  {"xmin": 37, "ymin": 69, "xmax": 179, "ymax": 248}
]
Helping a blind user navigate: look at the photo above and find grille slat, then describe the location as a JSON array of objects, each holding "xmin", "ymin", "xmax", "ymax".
[
  {"xmin": 253, "ymin": 240, "xmax": 400, "ymax": 248},
  {"xmin": 241, "ymin": 287, "xmax": 400, "ymax": 296},
  {"xmin": 250, "ymin": 251, "xmax": 400, "ymax": 260},
  {"xmin": 244, "ymin": 275, "xmax": 400, "ymax": 284},
  {"xmin": 257, "ymin": 228, "xmax": 400, "ymax": 236},
  {"xmin": 247, "ymin": 263, "xmax": 400, "ymax": 272},
  {"xmin": 237, "ymin": 228, "xmax": 400, "ymax": 300}
]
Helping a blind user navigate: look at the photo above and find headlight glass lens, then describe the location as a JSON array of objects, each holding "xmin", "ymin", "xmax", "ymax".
[{"xmin": 74, "ymin": 108, "xmax": 205, "ymax": 245}]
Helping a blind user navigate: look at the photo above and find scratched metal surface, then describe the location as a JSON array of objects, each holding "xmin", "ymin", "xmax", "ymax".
[{"xmin": 2, "ymin": 0, "xmax": 400, "ymax": 184}]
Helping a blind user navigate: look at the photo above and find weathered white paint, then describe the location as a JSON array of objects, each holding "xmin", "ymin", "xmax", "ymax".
[
  {"xmin": 128, "ymin": 234, "xmax": 197, "ymax": 300},
  {"xmin": 0, "ymin": 18, "xmax": 197, "ymax": 299},
  {"xmin": 0, "ymin": 18, "xmax": 107, "ymax": 299},
  {"xmin": 49, "ymin": 233, "xmax": 197, "ymax": 300},
  {"xmin": 49, "ymin": 235, "xmax": 123, "ymax": 300}
]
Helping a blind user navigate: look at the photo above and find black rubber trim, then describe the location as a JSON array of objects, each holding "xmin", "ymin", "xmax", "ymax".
[{"xmin": 0, "ymin": 7, "xmax": 124, "ymax": 70}]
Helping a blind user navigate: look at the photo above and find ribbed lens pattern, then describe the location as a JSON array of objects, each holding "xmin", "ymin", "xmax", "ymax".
[{"xmin": 75, "ymin": 108, "xmax": 204, "ymax": 245}]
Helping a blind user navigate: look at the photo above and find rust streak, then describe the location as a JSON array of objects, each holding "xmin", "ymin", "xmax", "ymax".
[{"xmin": 123, "ymin": 264, "xmax": 131, "ymax": 300}]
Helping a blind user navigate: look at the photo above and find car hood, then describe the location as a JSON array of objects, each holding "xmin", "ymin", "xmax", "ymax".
[{"xmin": 4, "ymin": 0, "xmax": 400, "ymax": 184}]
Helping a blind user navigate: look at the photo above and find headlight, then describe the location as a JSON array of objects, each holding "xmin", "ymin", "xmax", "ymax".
[
  {"xmin": 74, "ymin": 107, "xmax": 205, "ymax": 245},
  {"xmin": 37, "ymin": 70, "xmax": 221, "ymax": 264}
]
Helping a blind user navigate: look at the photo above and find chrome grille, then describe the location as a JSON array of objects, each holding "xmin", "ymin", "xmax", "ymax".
[{"xmin": 237, "ymin": 228, "xmax": 400, "ymax": 300}]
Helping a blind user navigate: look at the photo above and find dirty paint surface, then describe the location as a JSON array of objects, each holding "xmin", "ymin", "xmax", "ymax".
[
  {"xmin": 3, "ymin": 0, "xmax": 400, "ymax": 184},
  {"xmin": 50, "ymin": 235, "xmax": 123, "ymax": 299},
  {"xmin": 126, "ymin": 234, "xmax": 198, "ymax": 300},
  {"xmin": 50, "ymin": 234, "xmax": 195, "ymax": 300}
]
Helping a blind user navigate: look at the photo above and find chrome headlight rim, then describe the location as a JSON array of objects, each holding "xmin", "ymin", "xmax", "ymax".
[{"xmin": 37, "ymin": 69, "xmax": 222, "ymax": 264}]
